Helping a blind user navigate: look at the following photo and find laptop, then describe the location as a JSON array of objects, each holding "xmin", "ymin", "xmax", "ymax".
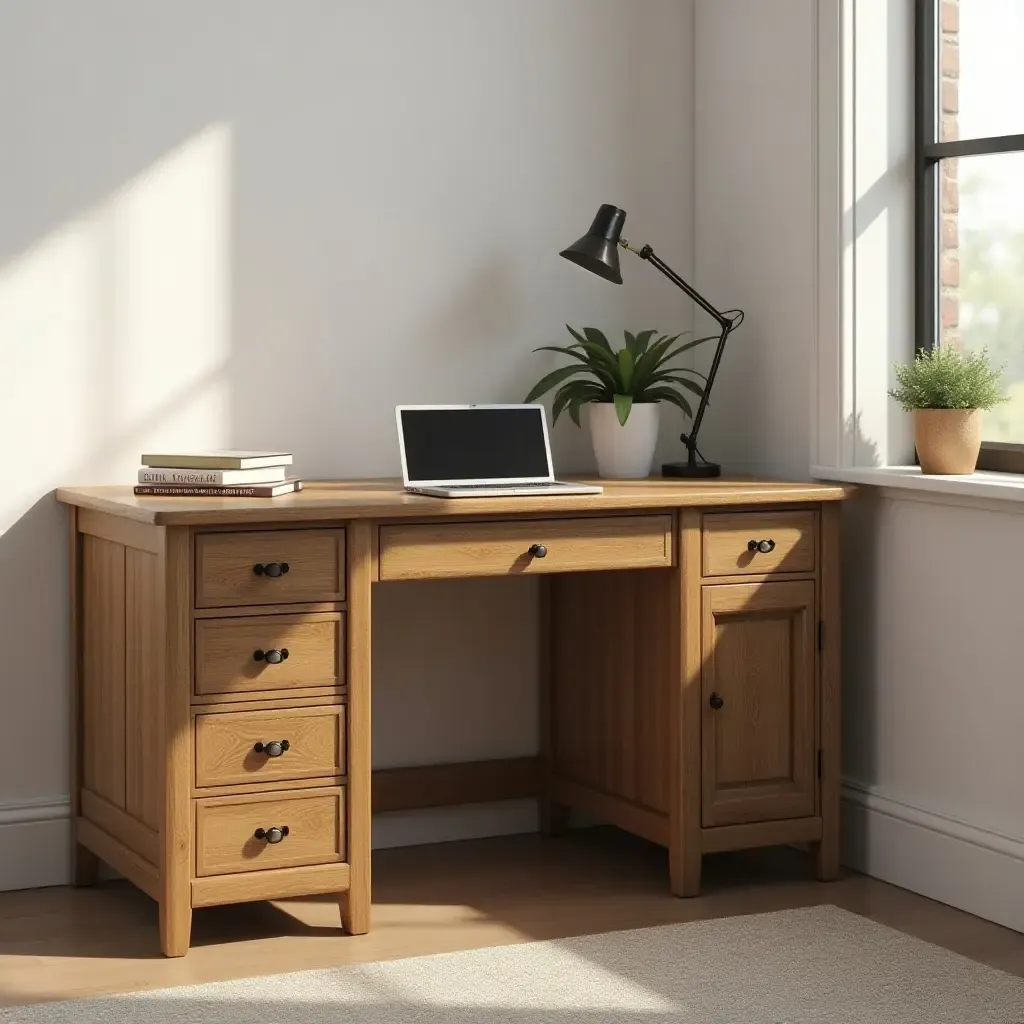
[{"xmin": 397, "ymin": 404, "xmax": 603, "ymax": 498}]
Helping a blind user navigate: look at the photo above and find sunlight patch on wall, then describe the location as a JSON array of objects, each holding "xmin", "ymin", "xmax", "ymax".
[
  {"xmin": 105, "ymin": 123, "xmax": 232, "ymax": 454},
  {"xmin": 0, "ymin": 123, "xmax": 232, "ymax": 534},
  {"xmin": 843, "ymin": 2, "xmax": 914, "ymax": 468}
]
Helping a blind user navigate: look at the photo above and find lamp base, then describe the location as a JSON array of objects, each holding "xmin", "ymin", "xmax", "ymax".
[{"xmin": 661, "ymin": 459, "xmax": 721, "ymax": 479}]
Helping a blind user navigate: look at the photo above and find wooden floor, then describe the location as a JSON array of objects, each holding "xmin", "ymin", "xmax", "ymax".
[{"xmin": 1, "ymin": 828, "xmax": 1022, "ymax": 1008}]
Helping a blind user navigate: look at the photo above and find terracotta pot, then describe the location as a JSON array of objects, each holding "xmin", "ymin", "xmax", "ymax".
[{"xmin": 913, "ymin": 408, "xmax": 982, "ymax": 474}]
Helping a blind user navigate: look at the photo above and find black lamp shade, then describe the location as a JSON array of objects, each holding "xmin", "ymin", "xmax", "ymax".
[{"xmin": 559, "ymin": 204, "xmax": 626, "ymax": 284}]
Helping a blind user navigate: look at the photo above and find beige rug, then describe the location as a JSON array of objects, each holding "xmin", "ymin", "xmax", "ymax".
[{"xmin": 2, "ymin": 906, "xmax": 1022, "ymax": 1023}]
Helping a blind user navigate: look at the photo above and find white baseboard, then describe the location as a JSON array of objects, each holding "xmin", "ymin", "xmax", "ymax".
[
  {"xmin": 841, "ymin": 779, "xmax": 1024, "ymax": 934},
  {"xmin": 0, "ymin": 798, "xmax": 72, "ymax": 891}
]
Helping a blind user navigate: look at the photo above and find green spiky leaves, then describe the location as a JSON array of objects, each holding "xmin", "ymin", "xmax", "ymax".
[{"xmin": 525, "ymin": 326, "xmax": 716, "ymax": 426}]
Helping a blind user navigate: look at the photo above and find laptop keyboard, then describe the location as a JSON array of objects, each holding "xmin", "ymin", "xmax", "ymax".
[{"xmin": 450, "ymin": 482, "xmax": 559, "ymax": 489}]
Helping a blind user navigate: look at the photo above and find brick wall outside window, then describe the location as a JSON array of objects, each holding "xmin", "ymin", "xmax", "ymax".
[{"xmin": 939, "ymin": 0, "xmax": 960, "ymax": 348}]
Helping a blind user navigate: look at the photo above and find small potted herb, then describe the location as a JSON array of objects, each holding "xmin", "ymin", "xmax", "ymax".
[
  {"xmin": 525, "ymin": 326, "xmax": 714, "ymax": 478},
  {"xmin": 888, "ymin": 347, "xmax": 1006, "ymax": 474}
]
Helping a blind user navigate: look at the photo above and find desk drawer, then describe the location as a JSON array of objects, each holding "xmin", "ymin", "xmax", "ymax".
[
  {"xmin": 194, "ymin": 613, "xmax": 344, "ymax": 698},
  {"xmin": 702, "ymin": 511, "xmax": 817, "ymax": 577},
  {"xmin": 195, "ymin": 707, "xmax": 345, "ymax": 789},
  {"xmin": 379, "ymin": 515, "xmax": 673, "ymax": 580},
  {"xmin": 195, "ymin": 529, "xmax": 345, "ymax": 609},
  {"xmin": 195, "ymin": 787, "xmax": 345, "ymax": 876}
]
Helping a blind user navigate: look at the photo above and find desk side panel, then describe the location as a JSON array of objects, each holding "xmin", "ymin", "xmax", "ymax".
[{"xmin": 78, "ymin": 512, "xmax": 164, "ymax": 870}]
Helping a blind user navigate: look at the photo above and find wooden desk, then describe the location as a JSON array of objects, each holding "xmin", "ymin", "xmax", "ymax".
[{"xmin": 57, "ymin": 478, "xmax": 851, "ymax": 956}]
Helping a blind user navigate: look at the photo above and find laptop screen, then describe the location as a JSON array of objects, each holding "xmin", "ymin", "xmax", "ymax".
[{"xmin": 399, "ymin": 406, "xmax": 553, "ymax": 484}]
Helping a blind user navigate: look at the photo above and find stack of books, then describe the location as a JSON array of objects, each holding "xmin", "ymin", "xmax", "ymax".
[{"xmin": 134, "ymin": 451, "xmax": 302, "ymax": 498}]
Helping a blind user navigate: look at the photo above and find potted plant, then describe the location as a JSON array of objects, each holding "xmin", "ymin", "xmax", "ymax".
[
  {"xmin": 888, "ymin": 346, "xmax": 1006, "ymax": 474},
  {"xmin": 525, "ymin": 326, "xmax": 714, "ymax": 478}
]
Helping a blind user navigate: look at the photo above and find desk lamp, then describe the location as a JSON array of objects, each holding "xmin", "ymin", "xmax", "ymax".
[{"xmin": 560, "ymin": 204, "xmax": 743, "ymax": 478}]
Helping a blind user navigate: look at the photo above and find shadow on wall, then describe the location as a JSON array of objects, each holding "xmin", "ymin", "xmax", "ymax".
[
  {"xmin": 0, "ymin": 498, "xmax": 74, "ymax": 804},
  {"xmin": 844, "ymin": 412, "xmax": 881, "ymax": 472}
]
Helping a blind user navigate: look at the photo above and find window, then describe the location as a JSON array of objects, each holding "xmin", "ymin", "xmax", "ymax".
[{"xmin": 917, "ymin": 0, "xmax": 1024, "ymax": 471}]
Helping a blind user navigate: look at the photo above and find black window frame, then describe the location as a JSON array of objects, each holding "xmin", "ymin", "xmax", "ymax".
[{"xmin": 916, "ymin": 0, "xmax": 1024, "ymax": 472}]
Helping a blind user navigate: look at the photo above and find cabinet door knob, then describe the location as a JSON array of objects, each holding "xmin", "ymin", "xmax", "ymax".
[
  {"xmin": 253, "ymin": 561, "xmax": 290, "ymax": 577},
  {"xmin": 709, "ymin": 692, "xmax": 725, "ymax": 710},
  {"xmin": 253, "ymin": 648, "xmax": 289, "ymax": 664},
  {"xmin": 253, "ymin": 740, "xmax": 290, "ymax": 757},
  {"xmin": 254, "ymin": 825, "xmax": 289, "ymax": 844},
  {"xmin": 529, "ymin": 543, "xmax": 548, "ymax": 558},
  {"xmin": 747, "ymin": 539, "xmax": 776, "ymax": 554}
]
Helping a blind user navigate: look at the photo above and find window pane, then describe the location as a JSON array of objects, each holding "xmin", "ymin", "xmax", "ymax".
[
  {"xmin": 940, "ymin": 151, "xmax": 1024, "ymax": 441},
  {"xmin": 941, "ymin": 0, "xmax": 1024, "ymax": 141}
]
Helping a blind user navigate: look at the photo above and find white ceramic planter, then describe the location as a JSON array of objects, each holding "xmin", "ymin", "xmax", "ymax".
[{"xmin": 587, "ymin": 401, "xmax": 660, "ymax": 479}]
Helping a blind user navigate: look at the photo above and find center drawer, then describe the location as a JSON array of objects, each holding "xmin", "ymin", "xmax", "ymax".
[
  {"xmin": 195, "ymin": 787, "xmax": 346, "ymax": 877},
  {"xmin": 378, "ymin": 515, "xmax": 673, "ymax": 580},
  {"xmin": 194, "ymin": 612, "xmax": 344, "ymax": 699},
  {"xmin": 195, "ymin": 706, "xmax": 345, "ymax": 788}
]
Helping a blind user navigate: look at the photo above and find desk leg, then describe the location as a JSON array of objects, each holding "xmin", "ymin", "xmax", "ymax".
[
  {"xmin": 540, "ymin": 798, "xmax": 570, "ymax": 837},
  {"xmin": 814, "ymin": 502, "xmax": 842, "ymax": 881},
  {"xmin": 670, "ymin": 511, "xmax": 702, "ymax": 897},
  {"xmin": 73, "ymin": 843, "xmax": 100, "ymax": 887},
  {"xmin": 341, "ymin": 521, "xmax": 372, "ymax": 935},
  {"xmin": 161, "ymin": 527, "xmax": 193, "ymax": 957}
]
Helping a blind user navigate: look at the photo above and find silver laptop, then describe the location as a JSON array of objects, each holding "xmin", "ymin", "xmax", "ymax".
[{"xmin": 397, "ymin": 404, "xmax": 603, "ymax": 498}]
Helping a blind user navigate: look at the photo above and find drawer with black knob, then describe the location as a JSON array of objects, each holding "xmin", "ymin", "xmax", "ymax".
[
  {"xmin": 194, "ymin": 528, "xmax": 346, "ymax": 608},
  {"xmin": 194, "ymin": 706, "xmax": 345, "ymax": 788},
  {"xmin": 193, "ymin": 612, "xmax": 344, "ymax": 699},
  {"xmin": 194, "ymin": 787, "xmax": 346, "ymax": 876},
  {"xmin": 378, "ymin": 515, "xmax": 673, "ymax": 580},
  {"xmin": 702, "ymin": 511, "xmax": 817, "ymax": 578}
]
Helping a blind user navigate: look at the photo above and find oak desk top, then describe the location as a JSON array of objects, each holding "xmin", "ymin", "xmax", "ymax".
[{"xmin": 56, "ymin": 478, "xmax": 853, "ymax": 527}]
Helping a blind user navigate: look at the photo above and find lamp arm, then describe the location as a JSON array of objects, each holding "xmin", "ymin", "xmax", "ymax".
[
  {"xmin": 637, "ymin": 245, "xmax": 733, "ymax": 332},
  {"xmin": 624, "ymin": 242, "xmax": 741, "ymax": 465}
]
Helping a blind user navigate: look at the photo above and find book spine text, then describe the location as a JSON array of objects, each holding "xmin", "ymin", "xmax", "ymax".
[
  {"xmin": 134, "ymin": 484, "xmax": 297, "ymax": 497},
  {"xmin": 139, "ymin": 469, "xmax": 223, "ymax": 485}
]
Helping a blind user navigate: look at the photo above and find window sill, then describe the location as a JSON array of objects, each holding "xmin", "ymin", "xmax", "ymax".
[{"xmin": 811, "ymin": 465, "xmax": 1024, "ymax": 513}]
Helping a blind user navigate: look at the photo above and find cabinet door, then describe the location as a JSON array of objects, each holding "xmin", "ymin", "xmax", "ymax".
[{"xmin": 701, "ymin": 581, "xmax": 816, "ymax": 827}]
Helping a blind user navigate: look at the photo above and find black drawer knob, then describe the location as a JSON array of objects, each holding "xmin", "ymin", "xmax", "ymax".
[
  {"xmin": 529, "ymin": 543, "xmax": 548, "ymax": 558},
  {"xmin": 253, "ymin": 561, "xmax": 290, "ymax": 577},
  {"xmin": 253, "ymin": 648, "xmax": 289, "ymax": 664},
  {"xmin": 747, "ymin": 538, "xmax": 776, "ymax": 554},
  {"xmin": 709, "ymin": 692, "xmax": 725, "ymax": 710},
  {"xmin": 253, "ymin": 740, "xmax": 290, "ymax": 758},
  {"xmin": 254, "ymin": 825, "xmax": 289, "ymax": 844}
]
